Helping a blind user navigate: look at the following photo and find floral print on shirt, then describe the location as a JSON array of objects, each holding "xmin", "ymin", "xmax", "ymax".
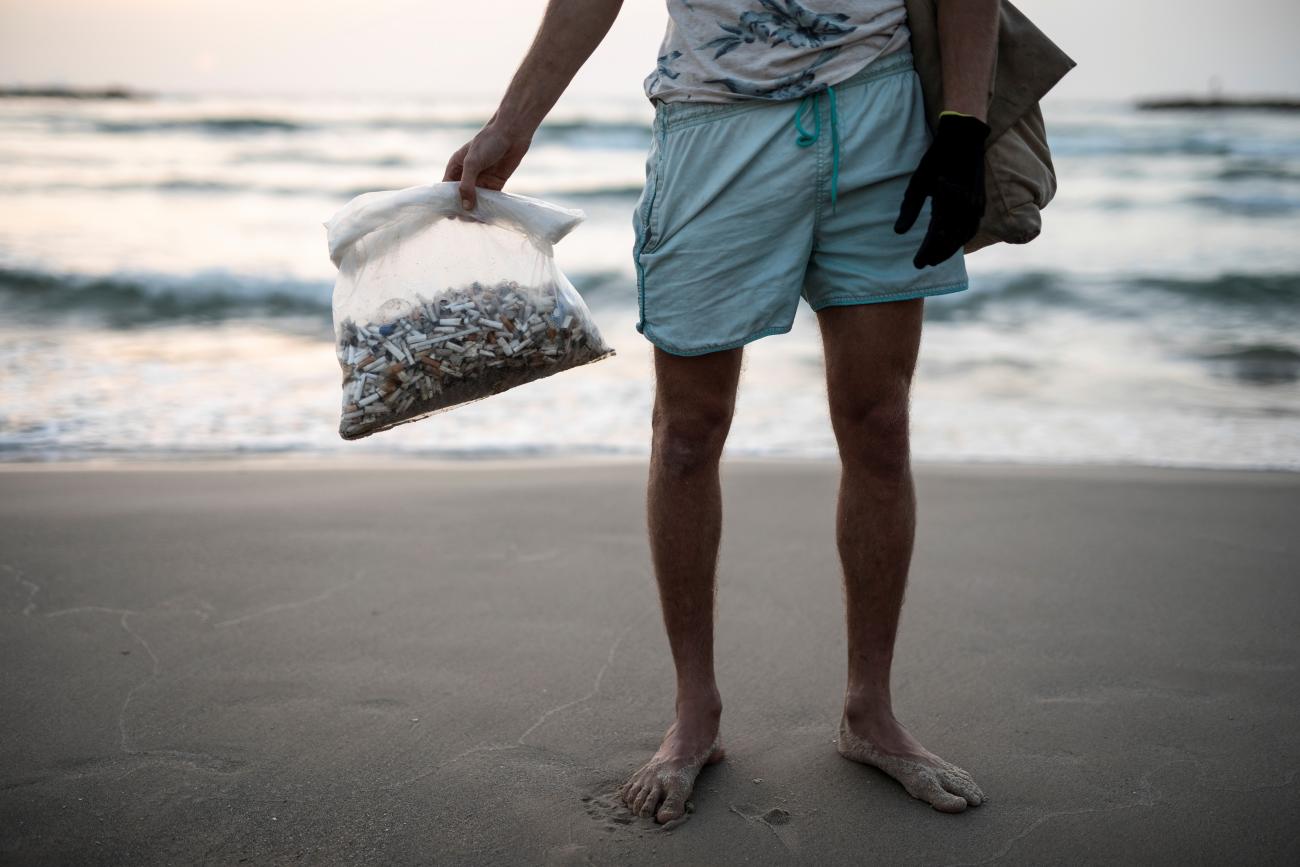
[{"xmin": 645, "ymin": 1, "xmax": 909, "ymax": 103}]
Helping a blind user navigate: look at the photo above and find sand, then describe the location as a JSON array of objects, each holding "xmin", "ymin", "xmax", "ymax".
[{"xmin": 0, "ymin": 459, "xmax": 1297, "ymax": 865}]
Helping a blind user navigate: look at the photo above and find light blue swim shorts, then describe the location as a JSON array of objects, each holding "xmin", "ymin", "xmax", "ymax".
[{"xmin": 632, "ymin": 49, "xmax": 969, "ymax": 356}]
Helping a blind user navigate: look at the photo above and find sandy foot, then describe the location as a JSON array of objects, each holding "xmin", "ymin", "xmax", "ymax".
[
  {"xmin": 837, "ymin": 714, "xmax": 986, "ymax": 813},
  {"xmin": 620, "ymin": 721, "xmax": 725, "ymax": 825}
]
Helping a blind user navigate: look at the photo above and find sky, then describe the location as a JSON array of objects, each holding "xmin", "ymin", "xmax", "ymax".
[{"xmin": 1, "ymin": 0, "xmax": 1298, "ymax": 103}]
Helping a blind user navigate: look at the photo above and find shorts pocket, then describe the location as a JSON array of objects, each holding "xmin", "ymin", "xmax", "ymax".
[
  {"xmin": 633, "ymin": 112, "xmax": 669, "ymax": 331},
  {"xmin": 634, "ymin": 116, "xmax": 667, "ymax": 256}
]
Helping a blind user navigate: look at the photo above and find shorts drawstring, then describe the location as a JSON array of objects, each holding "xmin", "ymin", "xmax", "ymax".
[{"xmin": 793, "ymin": 84, "xmax": 840, "ymax": 213}]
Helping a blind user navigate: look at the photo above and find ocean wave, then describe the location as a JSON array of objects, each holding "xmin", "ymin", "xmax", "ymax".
[
  {"xmin": 334, "ymin": 183, "xmax": 646, "ymax": 202},
  {"xmin": 1130, "ymin": 272, "xmax": 1300, "ymax": 306},
  {"xmin": 0, "ymin": 266, "xmax": 331, "ymax": 326},
  {"xmin": 31, "ymin": 173, "xmax": 1285, "ymax": 212},
  {"xmin": 544, "ymin": 184, "xmax": 646, "ymax": 200},
  {"xmin": 925, "ymin": 270, "xmax": 1300, "ymax": 324},
  {"xmin": 533, "ymin": 121, "xmax": 650, "ymax": 149},
  {"xmin": 0, "ymin": 265, "xmax": 626, "ymax": 326},
  {"xmin": 93, "ymin": 117, "xmax": 304, "ymax": 134},
  {"xmin": 923, "ymin": 271, "xmax": 1077, "ymax": 321},
  {"xmin": 0, "ymin": 176, "xmax": 647, "ymax": 202},
  {"xmin": 0, "ymin": 178, "xmax": 314, "ymax": 197},
  {"xmin": 0, "ymin": 86, "xmax": 141, "ymax": 100},
  {"xmin": 55, "ymin": 114, "xmax": 651, "ymax": 144},
  {"xmin": 1046, "ymin": 126, "xmax": 1300, "ymax": 160},
  {"xmin": 320, "ymin": 117, "xmax": 651, "ymax": 143},
  {"xmin": 1195, "ymin": 343, "xmax": 1300, "ymax": 385},
  {"xmin": 2, "ymin": 261, "xmax": 1294, "ymax": 331},
  {"xmin": 1215, "ymin": 160, "xmax": 1300, "ymax": 182},
  {"xmin": 229, "ymin": 149, "xmax": 416, "ymax": 168},
  {"xmin": 1185, "ymin": 193, "xmax": 1300, "ymax": 216}
]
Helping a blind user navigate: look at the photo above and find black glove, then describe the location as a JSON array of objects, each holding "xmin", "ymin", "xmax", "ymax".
[{"xmin": 894, "ymin": 113, "xmax": 991, "ymax": 269}]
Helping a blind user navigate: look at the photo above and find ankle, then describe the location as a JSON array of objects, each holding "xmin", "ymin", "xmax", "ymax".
[
  {"xmin": 675, "ymin": 688, "xmax": 723, "ymax": 719},
  {"xmin": 843, "ymin": 690, "xmax": 894, "ymax": 723}
]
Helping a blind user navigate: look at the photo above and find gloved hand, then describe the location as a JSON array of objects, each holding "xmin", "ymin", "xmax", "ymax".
[{"xmin": 894, "ymin": 112, "xmax": 991, "ymax": 269}]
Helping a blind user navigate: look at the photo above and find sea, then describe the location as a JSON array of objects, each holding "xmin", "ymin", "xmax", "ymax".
[{"xmin": 1, "ymin": 90, "xmax": 1297, "ymax": 468}]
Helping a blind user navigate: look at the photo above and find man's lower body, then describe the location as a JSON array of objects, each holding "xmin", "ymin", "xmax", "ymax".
[{"xmin": 619, "ymin": 48, "xmax": 986, "ymax": 824}]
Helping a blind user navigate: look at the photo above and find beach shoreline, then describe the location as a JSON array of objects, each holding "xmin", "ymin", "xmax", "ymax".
[{"xmin": 2, "ymin": 453, "xmax": 1297, "ymax": 478}]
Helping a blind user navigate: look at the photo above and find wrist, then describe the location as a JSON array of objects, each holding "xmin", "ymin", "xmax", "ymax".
[
  {"xmin": 489, "ymin": 93, "xmax": 545, "ymax": 140},
  {"xmin": 940, "ymin": 106, "xmax": 988, "ymax": 124},
  {"xmin": 936, "ymin": 112, "xmax": 991, "ymax": 146},
  {"xmin": 489, "ymin": 111, "xmax": 539, "ymax": 143}
]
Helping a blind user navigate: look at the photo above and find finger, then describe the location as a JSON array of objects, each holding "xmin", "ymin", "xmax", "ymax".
[
  {"xmin": 928, "ymin": 233, "xmax": 963, "ymax": 267},
  {"xmin": 912, "ymin": 216, "xmax": 941, "ymax": 268},
  {"xmin": 894, "ymin": 175, "xmax": 926, "ymax": 234},
  {"xmin": 442, "ymin": 143, "xmax": 468, "ymax": 183},
  {"xmin": 945, "ymin": 207, "xmax": 982, "ymax": 253},
  {"xmin": 476, "ymin": 173, "xmax": 508, "ymax": 192},
  {"xmin": 442, "ymin": 155, "xmax": 463, "ymax": 183},
  {"xmin": 458, "ymin": 156, "xmax": 482, "ymax": 210},
  {"xmin": 916, "ymin": 242, "xmax": 960, "ymax": 269},
  {"xmin": 913, "ymin": 219, "xmax": 960, "ymax": 269}
]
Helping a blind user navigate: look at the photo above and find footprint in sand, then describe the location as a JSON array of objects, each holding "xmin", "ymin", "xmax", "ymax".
[
  {"xmin": 544, "ymin": 843, "xmax": 594, "ymax": 866},
  {"xmin": 729, "ymin": 803, "xmax": 798, "ymax": 850}
]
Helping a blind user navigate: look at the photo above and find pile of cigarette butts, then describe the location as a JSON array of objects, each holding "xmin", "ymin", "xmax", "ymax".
[{"xmin": 335, "ymin": 280, "xmax": 612, "ymax": 439}]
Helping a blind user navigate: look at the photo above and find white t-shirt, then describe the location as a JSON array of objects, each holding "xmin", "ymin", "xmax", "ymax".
[{"xmin": 645, "ymin": 0, "xmax": 911, "ymax": 104}]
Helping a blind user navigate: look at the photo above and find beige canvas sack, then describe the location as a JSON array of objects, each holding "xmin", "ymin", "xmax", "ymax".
[{"xmin": 904, "ymin": 0, "xmax": 1078, "ymax": 252}]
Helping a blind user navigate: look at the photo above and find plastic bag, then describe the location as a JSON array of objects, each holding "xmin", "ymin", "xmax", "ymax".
[{"xmin": 325, "ymin": 182, "xmax": 615, "ymax": 440}]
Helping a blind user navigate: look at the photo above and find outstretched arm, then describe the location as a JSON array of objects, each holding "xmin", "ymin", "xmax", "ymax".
[{"xmin": 443, "ymin": 0, "xmax": 625, "ymax": 209}]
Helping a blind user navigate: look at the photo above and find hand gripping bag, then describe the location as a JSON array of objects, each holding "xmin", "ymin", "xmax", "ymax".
[{"xmin": 325, "ymin": 183, "xmax": 615, "ymax": 440}]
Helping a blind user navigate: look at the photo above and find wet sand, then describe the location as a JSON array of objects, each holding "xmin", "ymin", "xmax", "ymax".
[{"xmin": 1, "ymin": 460, "xmax": 1297, "ymax": 865}]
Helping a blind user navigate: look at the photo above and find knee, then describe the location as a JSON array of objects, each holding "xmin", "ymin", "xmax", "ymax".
[
  {"xmin": 652, "ymin": 402, "xmax": 733, "ymax": 474},
  {"xmin": 829, "ymin": 393, "xmax": 911, "ymax": 478}
]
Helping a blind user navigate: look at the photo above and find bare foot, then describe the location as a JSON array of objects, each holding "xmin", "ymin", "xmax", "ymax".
[
  {"xmin": 620, "ymin": 700, "xmax": 725, "ymax": 825},
  {"xmin": 836, "ymin": 708, "xmax": 986, "ymax": 813}
]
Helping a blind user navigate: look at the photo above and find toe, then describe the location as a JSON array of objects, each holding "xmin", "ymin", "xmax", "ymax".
[
  {"xmin": 626, "ymin": 782, "xmax": 647, "ymax": 813},
  {"xmin": 638, "ymin": 783, "xmax": 663, "ymax": 818},
  {"xmin": 905, "ymin": 771, "xmax": 967, "ymax": 813},
  {"xmin": 620, "ymin": 773, "xmax": 642, "ymax": 804},
  {"xmin": 928, "ymin": 789, "xmax": 968, "ymax": 813},
  {"xmin": 656, "ymin": 786, "xmax": 688, "ymax": 824},
  {"xmin": 939, "ymin": 771, "xmax": 982, "ymax": 807},
  {"xmin": 938, "ymin": 762, "xmax": 987, "ymax": 803}
]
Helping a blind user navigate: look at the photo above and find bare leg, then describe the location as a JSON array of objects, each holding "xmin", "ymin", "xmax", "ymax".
[
  {"xmin": 619, "ymin": 345, "xmax": 740, "ymax": 824},
  {"xmin": 817, "ymin": 299, "xmax": 986, "ymax": 813}
]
